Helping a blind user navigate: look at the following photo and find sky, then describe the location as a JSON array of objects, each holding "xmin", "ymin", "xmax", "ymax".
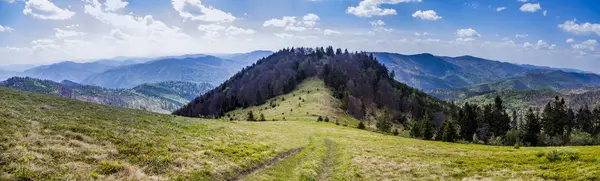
[{"xmin": 0, "ymin": 0, "xmax": 599, "ymax": 72}]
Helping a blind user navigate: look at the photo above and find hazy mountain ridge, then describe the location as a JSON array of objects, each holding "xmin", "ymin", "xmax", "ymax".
[
  {"xmin": 81, "ymin": 55, "xmax": 241, "ymax": 89},
  {"xmin": 18, "ymin": 61, "xmax": 117, "ymax": 83},
  {"xmin": 0, "ymin": 77, "xmax": 213, "ymax": 113}
]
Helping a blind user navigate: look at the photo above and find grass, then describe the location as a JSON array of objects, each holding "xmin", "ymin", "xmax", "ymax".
[
  {"xmin": 1, "ymin": 79, "xmax": 600, "ymax": 180},
  {"xmin": 226, "ymin": 77, "xmax": 360, "ymax": 127}
]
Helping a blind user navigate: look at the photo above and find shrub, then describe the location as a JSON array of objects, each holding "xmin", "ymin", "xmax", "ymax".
[
  {"xmin": 392, "ymin": 129, "xmax": 399, "ymax": 136},
  {"xmin": 317, "ymin": 116, "xmax": 323, "ymax": 122},
  {"xmin": 358, "ymin": 122, "xmax": 366, "ymax": 129},
  {"xmin": 568, "ymin": 131, "xmax": 594, "ymax": 146},
  {"xmin": 514, "ymin": 143, "xmax": 520, "ymax": 149},
  {"xmin": 99, "ymin": 161, "xmax": 124, "ymax": 175},
  {"xmin": 247, "ymin": 111, "xmax": 256, "ymax": 121},
  {"xmin": 543, "ymin": 150, "xmax": 580, "ymax": 162},
  {"xmin": 324, "ymin": 116, "xmax": 330, "ymax": 122},
  {"xmin": 259, "ymin": 113, "xmax": 266, "ymax": 122}
]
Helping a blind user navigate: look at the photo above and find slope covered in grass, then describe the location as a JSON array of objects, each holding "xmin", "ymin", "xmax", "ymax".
[
  {"xmin": 1, "ymin": 88, "xmax": 600, "ymax": 180},
  {"xmin": 226, "ymin": 77, "xmax": 360, "ymax": 127}
]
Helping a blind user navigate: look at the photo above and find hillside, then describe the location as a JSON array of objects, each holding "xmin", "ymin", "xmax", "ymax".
[
  {"xmin": 468, "ymin": 70, "xmax": 600, "ymax": 92},
  {"xmin": 0, "ymin": 77, "xmax": 213, "ymax": 113},
  {"xmin": 2, "ymin": 85, "xmax": 600, "ymax": 180},
  {"xmin": 82, "ymin": 55, "xmax": 242, "ymax": 89},
  {"xmin": 175, "ymin": 47, "xmax": 454, "ymax": 125},
  {"xmin": 19, "ymin": 61, "xmax": 117, "ymax": 83},
  {"xmin": 463, "ymin": 87, "xmax": 600, "ymax": 112}
]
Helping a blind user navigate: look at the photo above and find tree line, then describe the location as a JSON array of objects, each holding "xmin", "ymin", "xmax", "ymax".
[{"xmin": 406, "ymin": 95, "xmax": 600, "ymax": 146}]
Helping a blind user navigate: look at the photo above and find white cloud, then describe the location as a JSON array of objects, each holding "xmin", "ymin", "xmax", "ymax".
[
  {"xmin": 263, "ymin": 13, "xmax": 319, "ymax": 32},
  {"xmin": 523, "ymin": 42, "xmax": 533, "ymax": 48},
  {"xmin": 456, "ymin": 37, "xmax": 476, "ymax": 42},
  {"xmin": 566, "ymin": 38, "xmax": 575, "ymax": 43},
  {"xmin": 171, "ymin": 0, "xmax": 236, "ymax": 22},
  {"xmin": 23, "ymin": 0, "xmax": 75, "ymax": 20},
  {"xmin": 31, "ymin": 39, "xmax": 55, "ymax": 45},
  {"xmin": 572, "ymin": 39, "xmax": 598, "ymax": 51},
  {"xmin": 414, "ymin": 32, "xmax": 428, "ymax": 37},
  {"xmin": 520, "ymin": 3, "xmax": 541, "ymax": 13},
  {"xmin": 53, "ymin": 28, "xmax": 86, "ymax": 38},
  {"xmin": 496, "ymin": 7, "xmax": 506, "ymax": 12},
  {"xmin": 197, "ymin": 23, "xmax": 254, "ymax": 40},
  {"xmin": 543, "ymin": 10, "xmax": 547, "ymax": 16},
  {"xmin": 370, "ymin": 20, "xmax": 385, "ymax": 26},
  {"xmin": 275, "ymin": 33, "xmax": 317, "ymax": 40},
  {"xmin": 518, "ymin": 0, "xmax": 528, "ymax": 2},
  {"xmin": 324, "ymin": 29, "xmax": 341, "ymax": 36},
  {"xmin": 368, "ymin": 20, "xmax": 393, "ymax": 34},
  {"xmin": 347, "ymin": 0, "xmax": 422, "ymax": 18},
  {"xmin": 65, "ymin": 24, "xmax": 80, "ymax": 29},
  {"xmin": 558, "ymin": 19, "xmax": 600, "ymax": 36},
  {"xmin": 0, "ymin": 25, "xmax": 13, "ymax": 32},
  {"xmin": 456, "ymin": 28, "xmax": 480, "ymax": 38},
  {"xmin": 412, "ymin": 10, "xmax": 442, "ymax": 20},
  {"xmin": 515, "ymin": 34, "xmax": 528, "ymax": 38},
  {"xmin": 104, "ymin": 0, "xmax": 128, "ymax": 12}
]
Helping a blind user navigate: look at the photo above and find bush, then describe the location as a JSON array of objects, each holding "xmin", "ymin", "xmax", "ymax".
[
  {"xmin": 568, "ymin": 131, "xmax": 594, "ymax": 146},
  {"xmin": 317, "ymin": 116, "xmax": 323, "ymax": 122},
  {"xmin": 99, "ymin": 161, "xmax": 124, "ymax": 175},
  {"xmin": 543, "ymin": 150, "xmax": 580, "ymax": 162},
  {"xmin": 324, "ymin": 116, "xmax": 330, "ymax": 122},
  {"xmin": 358, "ymin": 122, "xmax": 366, "ymax": 129},
  {"xmin": 392, "ymin": 129, "xmax": 399, "ymax": 136}
]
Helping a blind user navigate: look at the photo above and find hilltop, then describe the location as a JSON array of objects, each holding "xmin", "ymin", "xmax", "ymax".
[{"xmin": 175, "ymin": 47, "xmax": 454, "ymax": 126}]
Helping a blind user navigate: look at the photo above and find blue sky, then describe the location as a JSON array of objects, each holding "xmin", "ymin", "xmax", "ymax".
[{"xmin": 0, "ymin": 0, "xmax": 599, "ymax": 72}]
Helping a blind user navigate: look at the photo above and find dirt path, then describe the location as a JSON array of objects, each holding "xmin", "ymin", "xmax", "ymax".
[
  {"xmin": 318, "ymin": 138, "xmax": 338, "ymax": 181},
  {"xmin": 228, "ymin": 147, "xmax": 305, "ymax": 181}
]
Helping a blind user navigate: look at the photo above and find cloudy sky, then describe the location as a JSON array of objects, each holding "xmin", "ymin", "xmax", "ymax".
[{"xmin": 0, "ymin": 0, "xmax": 599, "ymax": 72}]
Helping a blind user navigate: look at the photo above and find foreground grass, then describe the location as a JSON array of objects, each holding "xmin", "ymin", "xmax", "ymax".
[{"xmin": 2, "ymin": 85, "xmax": 600, "ymax": 180}]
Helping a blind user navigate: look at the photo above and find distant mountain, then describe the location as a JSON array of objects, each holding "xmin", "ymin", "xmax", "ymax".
[
  {"xmin": 0, "ymin": 70, "xmax": 16, "ymax": 81},
  {"xmin": 0, "ymin": 64, "xmax": 37, "ymax": 72},
  {"xmin": 519, "ymin": 64, "xmax": 590, "ymax": 74},
  {"xmin": 373, "ymin": 53, "xmax": 532, "ymax": 90},
  {"xmin": 216, "ymin": 50, "xmax": 274, "ymax": 66},
  {"xmin": 82, "ymin": 55, "xmax": 242, "ymax": 89},
  {"xmin": 19, "ymin": 61, "xmax": 117, "ymax": 83},
  {"xmin": 468, "ymin": 70, "xmax": 600, "ymax": 92},
  {"xmin": 0, "ymin": 77, "xmax": 213, "ymax": 113}
]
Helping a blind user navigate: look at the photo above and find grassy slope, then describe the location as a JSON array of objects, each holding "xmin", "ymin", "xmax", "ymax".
[
  {"xmin": 1, "ymin": 85, "xmax": 600, "ymax": 180},
  {"xmin": 226, "ymin": 77, "xmax": 360, "ymax": 127}
]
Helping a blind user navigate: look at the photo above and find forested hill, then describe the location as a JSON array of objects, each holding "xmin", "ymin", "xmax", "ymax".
[
  {"xmin": 0, "ymin": 77, "xmax": 213, "ymax": 113},
  {"xmin": 174, "ymin": 47, "xmax": 455, "ymax": 123}
]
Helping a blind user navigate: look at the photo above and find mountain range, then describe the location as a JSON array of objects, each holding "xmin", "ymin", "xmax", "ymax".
[{"xmin": 0, "ymin": 77, "xmax": 213, "ymax": 113}]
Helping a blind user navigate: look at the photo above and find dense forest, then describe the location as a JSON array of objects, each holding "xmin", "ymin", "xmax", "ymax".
[
  {"xmin": 174, "ymin": 47, "xmax": 455, "ymax": 125},
  {"xmin": 446, "ymin": 96, "xmax": 600, "ymax": 146}
]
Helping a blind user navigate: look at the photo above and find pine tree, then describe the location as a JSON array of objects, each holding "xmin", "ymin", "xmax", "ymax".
[
  {"xmin": 259, "ymin": 113, "xmax": 266, "ymax": 122},
  {"xmin": 410, "ymin": 120, "xmax": 422, "ymax": 138},
  {"xmin": 441, "ymin": 121, "xmax": 459, "ymax": 142},
  {"xmin": 317, "ymin": 116, "xmax": 323, "ymax": 122},
  {"xmin": 524, "ymin": 108, "xmax": 541, "ymax": 146},
  {"xmin": 324, "ymin": 116, "xmax": 330, "ymax": 122},
  {"xmin": 358, "ymin": 121, "xmax": 366, "ymax": 129},
  {"xmin": 377, "ymin": 119, "xmax": 392, "ymax": 133},
  {"xmin": 247, "ymin": 111, "xmax": 256, "ymax": 121},
  {"xmin": 421, "ymin": 113, "xmax": 435, "ymax": 140}
]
